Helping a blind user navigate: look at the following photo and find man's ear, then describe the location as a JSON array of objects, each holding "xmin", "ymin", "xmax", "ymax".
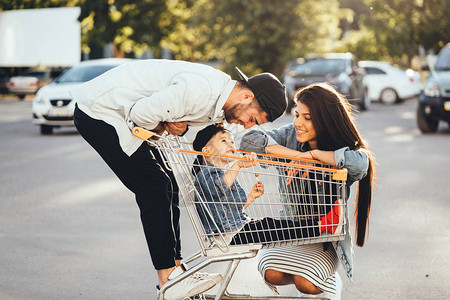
[{"xmin": 242, "ymin": 90, "xmax": 254, "ymax": 101}]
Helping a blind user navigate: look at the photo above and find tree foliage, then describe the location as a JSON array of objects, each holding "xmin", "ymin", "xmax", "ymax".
[
  {"xmin": 77, "ymin": 0, "xmax": 172, "ymax": 58},
  {"xmin": 417, "ymin": 0, "xmax": 450, "ymax": 52},
  {"xmin": 356, "ymin": 0, "xmax": 450, "ymax": 66},
  {"xmin": 1, "ymin": 0, "xmax": 449, "ymax": 70},
  {"xmin": 165, "ymin": 0, "xmax": 344, "ymax": 76},
  {"xmin": 360, "ymin": 0, "xmax": 423, "ymax": 66},
  {"xmin": 0, "ymin": 0, "xmax": 75, "ymax": 10}
]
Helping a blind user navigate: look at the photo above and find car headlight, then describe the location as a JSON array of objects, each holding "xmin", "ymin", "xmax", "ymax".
[
  {"xmin": 33, "ymin": 94, "xmax": 46, "ymax": 105},
  {"xmin": 423, "ymin": 81, "xmax": 440, "ymax": 97}
]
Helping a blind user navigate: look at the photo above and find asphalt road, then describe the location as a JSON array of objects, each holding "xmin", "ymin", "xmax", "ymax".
[{"xmin": 1, "ymin": 96, "xmax": 449, "ymax": 299}]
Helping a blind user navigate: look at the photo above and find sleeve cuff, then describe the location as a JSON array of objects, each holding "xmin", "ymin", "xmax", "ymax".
[{"xmin": 334, "ymin": 146, "xmax": 350, "ymax": 168}]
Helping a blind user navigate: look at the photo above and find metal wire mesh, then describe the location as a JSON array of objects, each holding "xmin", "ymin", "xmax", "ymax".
[{"xmin": 153, "ymin": 136, "xmax": 347, "ymax": 255}]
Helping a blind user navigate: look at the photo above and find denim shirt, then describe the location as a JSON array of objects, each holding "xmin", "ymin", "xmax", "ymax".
[
  {"xmin": 194, "ymin": 162, "xmax": 251, "ymax": 234},
  {"xmin": 240, "ymin": 123, "xmax": 369, "ymax": 281}
]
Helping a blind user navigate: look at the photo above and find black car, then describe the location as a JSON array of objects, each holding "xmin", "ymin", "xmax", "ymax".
[
  {"xmin": 283, "ymin": 53, "xmax": 370, "ymax": 112},
  {"xmin": 417, "ymin": 43, "xmax": 450, "ymax": 133}
]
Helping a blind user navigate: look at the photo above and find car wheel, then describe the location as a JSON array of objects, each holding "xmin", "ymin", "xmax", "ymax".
[
  {"xmin": 380, "ymin": 88, "xmax": 398, "ymax": 105},
  {"xmin": 417, "ymin": 106, "xmax": 438, "ymax": 133},
  {"xmin": 359, "ymin": 88, "xmax": 371, "ymax": 111},
  {"xmin": 40, "ymin": 125, "xmax": 53, "ymax": 135},
  {"xmin": 18, "ymin": 95, "xmax": 26, "ymax": 101}
]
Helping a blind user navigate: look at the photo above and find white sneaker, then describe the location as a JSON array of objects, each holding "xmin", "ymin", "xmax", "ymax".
[
  {"xmin": 179, "ymin": 263, "xmax": 222, "ymax": 284},
  {"xmin": 189, "ymin": 271, "xmax": 223, "ymax": 284},
  {"xmin": 159, "ymin": 267, "xmax": 223, "ymax": 300}
]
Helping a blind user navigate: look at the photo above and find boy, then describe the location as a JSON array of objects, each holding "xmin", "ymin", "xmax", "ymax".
[{"xmin": 192, "ymin": 124, "xmax": 342, "ymax": 246}]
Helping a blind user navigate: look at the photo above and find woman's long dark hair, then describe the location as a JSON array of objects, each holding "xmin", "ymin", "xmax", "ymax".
[{"xmin": 295, "ymin": 82, "xmax": 375, "ymax": 247}]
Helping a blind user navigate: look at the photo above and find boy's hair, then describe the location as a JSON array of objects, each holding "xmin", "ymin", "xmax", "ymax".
[{"xmin": 192, "ymin": 123, "xmax": 230, "ymax": 175}]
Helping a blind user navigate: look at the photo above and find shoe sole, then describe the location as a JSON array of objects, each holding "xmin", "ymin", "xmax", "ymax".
[{"xmin": 186, "ymin": 279, "xmax": 217, "ymax": 297}]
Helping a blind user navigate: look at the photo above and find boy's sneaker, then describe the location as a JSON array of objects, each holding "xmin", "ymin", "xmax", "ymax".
[
  {"xmin": 158, "ymin": 266, "xmax": 223, "ymax": 300},
  {"xmin": 320, "ymin": 200, "xmax": 343, "ymax": 235}
]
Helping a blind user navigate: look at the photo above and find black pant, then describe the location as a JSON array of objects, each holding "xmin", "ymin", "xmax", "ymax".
[
  {"xmin": 230, "ymin": 217, "xmax": 319, "ymax": 245},
  {"xmin": 74, "ymin": 105, "xmax": 181, "ymax": 270}
]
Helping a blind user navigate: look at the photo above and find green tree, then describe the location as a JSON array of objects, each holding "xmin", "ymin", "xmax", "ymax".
[
  {"xmin": 0, "ymin": 0, "xmax": 75, "ymax": 10},
  {"xmin": 361, "ymin": 0, "xmax": 423, "ymax": 67},
  {"xmin": 418, "ymin": 0, "xmax": 450, "ymax": 53},
  {"xmin": 359, "ymin": 0, "xmax": 450, "ymax": 66},
  {"xmin": 165, "ymin": 0, "xmax": 344, "ymax": 77},
  {"xmin": 77, "ymin": 0, "xmax": 172, "ymax": 58}
]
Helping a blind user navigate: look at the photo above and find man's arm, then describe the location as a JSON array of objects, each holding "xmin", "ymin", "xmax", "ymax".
[{"xmin": 129, "ymin": 74, "xmax": 212, "ymax": 133}]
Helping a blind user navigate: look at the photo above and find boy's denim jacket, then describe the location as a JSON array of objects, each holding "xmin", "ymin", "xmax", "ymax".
[
  {"xmin": 194, "ymin": 162, "xmax": 250, "ymax": 234},
  {"xmin": 239, "ymin": 124, "xmax": 369, "ymax": 281}
]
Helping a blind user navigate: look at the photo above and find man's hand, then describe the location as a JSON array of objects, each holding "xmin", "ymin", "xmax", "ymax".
[
  {"xmin": 164, "ymin": 121, "xmax": 188, "ymax": 136},
  {"xmin": 149, "ymin": 122, "xmax": 166, "ymax": 140}
]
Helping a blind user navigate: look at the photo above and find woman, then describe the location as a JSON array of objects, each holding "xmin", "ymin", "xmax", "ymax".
[{"xmin": 240, "ymin": 82, "xmax": 375, "ymax": 298}]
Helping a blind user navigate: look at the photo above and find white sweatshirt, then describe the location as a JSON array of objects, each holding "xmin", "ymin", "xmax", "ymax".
[{"xmin": 70, "ymin": 59, "xmax": 236, "ymax": 156}]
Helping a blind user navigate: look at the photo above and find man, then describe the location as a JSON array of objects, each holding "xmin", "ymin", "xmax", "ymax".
[{"xmin": 71, "ymin": 59, "xmax": 287, "ymax": 299}]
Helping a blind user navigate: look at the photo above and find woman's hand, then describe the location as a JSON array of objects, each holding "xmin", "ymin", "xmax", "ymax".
[
  {"xmin": 285, "ymin": 159, "xmax": 314, "ymax": 185},
  {"xmin": 237, "ymin": 152, "xmax": 258, "ymax": 169}
]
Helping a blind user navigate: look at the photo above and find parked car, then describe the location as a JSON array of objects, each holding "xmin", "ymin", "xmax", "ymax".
[
  {"xmin": 283, "ymin": 53, "xmax": 369, "ymax": 112},
  {"xmin": 6, "ymin": 69, "xmax": 57, "ymax": 100},
  {"xmin": 417, "ymin": 43, "xmax": 450, "ymax": 133},
  {"xmin": 32, "ymin": 58, "xmax": 134, "ymax": 135},
  {"xmin": 359, "ymin": 60, "xmax": 421, "ymax": 105}
]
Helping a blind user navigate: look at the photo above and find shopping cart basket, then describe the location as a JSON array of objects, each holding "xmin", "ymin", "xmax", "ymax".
[{"xmin": 132, "ymin": 127, "xmax": 348, "ymax": 300}]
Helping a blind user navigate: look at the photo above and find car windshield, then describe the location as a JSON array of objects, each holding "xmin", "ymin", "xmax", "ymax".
[
  {"xmin": 434, "ymin": 48, "xmax": 450, "ymax": 71},
  {"xmin": 56, "ymin": 65, "xmax": 117, "ymax": 83},
  {"xmin": 294, "ymin": 59, "xmax": 346, "ymax": 75}
]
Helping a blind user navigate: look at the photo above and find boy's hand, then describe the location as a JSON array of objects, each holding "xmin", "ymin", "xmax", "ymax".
[
  {"xmin": 251, "ymin": 181, "xmax": 264, "ymax": 199},
  {"xmin": 237, "ymin": 152, "xmax": 258, "ymax": 168},
  {"xmin": 246, "ymin": 181, "xmax": 264, "ymax": 208},
  {"xmin": 164, "ymin": 121, "xmax": 188, "ymax": 136}
]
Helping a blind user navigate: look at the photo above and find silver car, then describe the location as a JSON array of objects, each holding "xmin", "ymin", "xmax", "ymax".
[{"xmin": 7, "ymin": 70, "xmax": 54, "ymax": 100}]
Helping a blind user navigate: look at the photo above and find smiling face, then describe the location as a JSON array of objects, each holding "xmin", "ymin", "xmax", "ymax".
[
  {"xmin": 224, "ymin": 100, "xmax": 269, "ymax": 129},
  {"xmin": 294, "ymin": 102, "xmax": 318, "ymax": 149},
  {"xmin": 202, "ymin": 131, "xmax": 236, "ymax": 165}
]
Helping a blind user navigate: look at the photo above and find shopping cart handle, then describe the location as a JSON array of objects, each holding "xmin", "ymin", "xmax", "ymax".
[{"xmin": 132, "ymin": 127, "xmax": 157, "ymax": 141}]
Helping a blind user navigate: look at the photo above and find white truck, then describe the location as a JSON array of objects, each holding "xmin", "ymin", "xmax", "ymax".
[{"xmin": 0, "ymin": 7, "xmax": 81, "ymax": 99}]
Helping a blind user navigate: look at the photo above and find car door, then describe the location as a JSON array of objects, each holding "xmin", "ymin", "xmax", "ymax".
[{"xmin": 363, "ymin": 66, "xmax": 388, "ymax": 100}]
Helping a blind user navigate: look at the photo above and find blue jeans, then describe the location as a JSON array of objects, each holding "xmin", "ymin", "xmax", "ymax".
[{"xmin": 73, "ymin": 105, "xmax": 181, "ymax": 270}]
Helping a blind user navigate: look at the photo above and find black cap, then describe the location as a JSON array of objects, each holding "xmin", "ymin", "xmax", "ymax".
[
  {"xmin": 235, "ymin": 67, "xmax": 288, "ymax": 122},
  {"xmin": 193, "ymin": 124, "xmax": 229, "ymax": 151}
]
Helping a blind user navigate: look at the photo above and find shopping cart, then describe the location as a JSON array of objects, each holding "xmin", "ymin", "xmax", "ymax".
[{"xmin": 132, "ymin": 127, "xmax": 348, "ymax": 300}]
